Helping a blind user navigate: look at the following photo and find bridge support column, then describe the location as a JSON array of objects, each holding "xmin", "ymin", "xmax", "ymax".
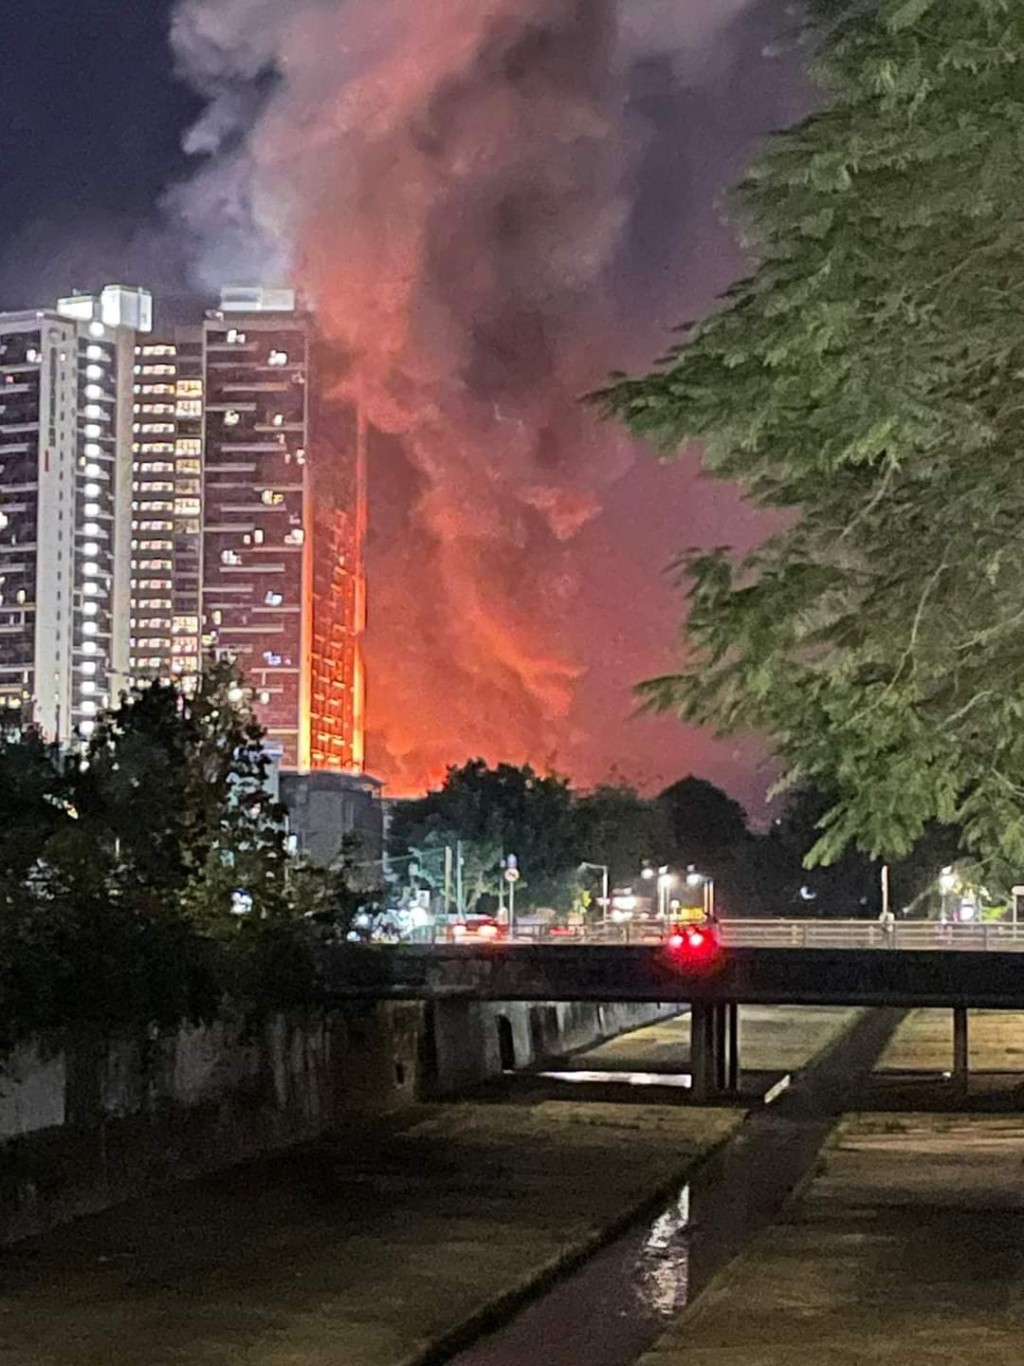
[
  {"xmin": 690, "ymin": 1003, "xmax": 738, "ymax": 1100},
  {"xmin": 953, "ymin": 1006, "xmax": 969, "ymax": 1090},
  {"xmin": 727, "ymin": 1002, "xmax": 740, "ymax": 1092},
  {"xmin": 714, "ymin": 1004, "xmax": 729, "ymax": 1094},
  {"xmin": 690, "ymin": 1004, "xmax": 711, "ymax": 1101}
]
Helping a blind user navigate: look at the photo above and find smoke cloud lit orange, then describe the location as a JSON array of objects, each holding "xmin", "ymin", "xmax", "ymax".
[{"xmin": 169, "ymin": 0, "xmax": 775, "ymax": 796}]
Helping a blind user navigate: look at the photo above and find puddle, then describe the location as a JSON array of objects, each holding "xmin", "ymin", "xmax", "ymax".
[{"xmin": 538, "ymin": 1070, "xmax": 693, "ymax": 1089}]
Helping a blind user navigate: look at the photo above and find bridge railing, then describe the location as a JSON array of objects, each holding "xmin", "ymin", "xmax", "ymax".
[{"xmin": 505, "ymin": 919, "xmax": 1024, "ymax": 951}]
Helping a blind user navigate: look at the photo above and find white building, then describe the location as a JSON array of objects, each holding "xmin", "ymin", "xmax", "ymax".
[{"xmin": 0, "ymin": 285, "xmax": 151, "ymax": 742}]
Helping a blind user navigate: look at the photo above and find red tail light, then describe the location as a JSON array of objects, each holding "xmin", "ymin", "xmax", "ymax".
[{"xmin": 665, "ymin": 924, "xmax": 719, "ymax": 964}]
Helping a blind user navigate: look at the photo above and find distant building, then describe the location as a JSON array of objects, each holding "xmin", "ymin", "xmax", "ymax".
[
  {"xmin": 200, "ymin": 287, "xmax": 365, "ymax": 773},
  {"xmin": 130, "ymin": 328, "xmax": 204, "ymax": 688},
  {"xmin": 279, "ymin": 769, "xmax": 383, "ymax": 869},
  {"xmin": 0, "ymin": 284, "xmax": 151, "ymax": 742}
]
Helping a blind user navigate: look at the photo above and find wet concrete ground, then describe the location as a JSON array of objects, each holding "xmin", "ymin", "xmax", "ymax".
[
  {"xmin": 637, "ymin": 1111, "xmax": 1024, "ymax": 1366},
  {"xmin": 634, "ymin": 1010, "xmax": 1024, "ymax": 1366}
]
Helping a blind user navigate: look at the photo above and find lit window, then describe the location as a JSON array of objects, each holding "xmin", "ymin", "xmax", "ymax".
[
  {"xmin": 259, "ymin": 690, "xmax": 271, "ymax": 704},
  {"xmin": 82, "ymin": 542, "xmax": 99, "ymax": 556},
  {"xmin": 85, "ymin": 365, "xmax": 104, "ymax": 381},
  {"xmin": 268, "ymin": 350, "xmax": 288, "ymax": 366},
  {"xmin": 84, "ymin": 404, "xmax": 103, "ymax": 419},
  {"xmin": 85, "ymin": 463, "xmax": 102, "ymax": 478},
  {"xmin": 82, "ymin": 602, "xmax": 98, "ymax": 616},
  {"xmin": 220, "ymin": 550, "xmax": 242, "ymax": 566},
  {"xmin": 88, "ymin": 322, "xmax": 105, "ymax": 338},
  {"xmin": 263, "ymin": 651, "xmax": 282, "ymax": 666},
  {"xmin": 79, "ymin": 719, "xmax": 95, "ymax": 735},
  {"xmin": 86, "ymin": 345, "xmax": 105, "ymax": 362},
  {"xmin": 224, "ymin": 410, "xmax": 241, "ymax": 427},
  {"xmin": 83, "ymin": 483, "xmax": 101, "ymax": 498},
  {"xmin": 260, "ymin": 490, "xmax": 284, "ymax": 506},
  {"xmin": 83, "ymin": 522, "xmax": 101, "ymax": 536},
  {"xmin": 264, "ymin": 591, "xmax": 283, "ymax": 607},
  {"xmin": 82, "ymin": 562, "xmax": 100, "ymax": 576},
  {"xmin": 80, "ymin": 700, "xmax": 97, "ymax": 715},
  {"xmin": 82, "ymin": 621, "xmax": 98, "ymax": 636},
  {"xmin": 80, "ymin": 661, "xmax": 97, "ymax": 676},
  {"xmin": 84, "ymin": 424, "xmax": 101, "ymax": 439},
  {"xmin": 226, "ymin": 329, "xmax": 247, "ymax": 345},
  {"xmin": 176, "ymin": 400, "xmax": 202, "ymax": 418},
  {"xmin": 284, "ymin": 528, "xmax": 305, "ymax": 546},
  {"xmin": 176, "ymin": 380, "xmax": 202, "ymax": 397},
  {"xmin": 212, "ymin": 610, "xmax": 222, "ymax": 626},
  {"xmin": 84, "ymin": 502, "xmax": 101, "ymax": 517},
  {"xmin": 84, "ymin": 443, "xmax": 102, "ymax": 457},
  {"xmin": 271, "ymin": 413, "xmax": 284, "ymax": 427},
  {"xmin": 176, "ymin": 440, "xmax": 201, "ymax": 457},
  {"xmin": 84, "ymin": 385, "xmax": 104, "ymax": 400},
  {"xmin": 83, "ymin": 583, "xmax": 100, "ymax": 597}
]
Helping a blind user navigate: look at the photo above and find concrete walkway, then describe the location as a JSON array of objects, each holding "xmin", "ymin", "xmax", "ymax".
[{"xmin": 637, "ymin": 1111, "xmax": 1024, "ymax": 1366}]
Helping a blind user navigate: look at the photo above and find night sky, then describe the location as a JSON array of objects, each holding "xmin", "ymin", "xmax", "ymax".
[{"xmin": 0, "ymin": 1, "xmax": 810, "ymax": 814}]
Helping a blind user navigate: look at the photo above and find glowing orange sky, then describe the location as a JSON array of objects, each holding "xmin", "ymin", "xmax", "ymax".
[{"xmin": 169, "ymin": 0, "xmax": 809, "ymax": 810}]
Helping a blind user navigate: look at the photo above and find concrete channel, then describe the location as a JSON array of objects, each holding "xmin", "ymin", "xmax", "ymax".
[{"xmin": 446, "ymin": 1008, "xmax": 902, "ymax": 1366}]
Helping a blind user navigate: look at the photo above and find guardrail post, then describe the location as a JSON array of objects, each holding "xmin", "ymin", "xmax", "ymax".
[{"xmin": 953, "ymin": 1007, "xmax": 969, "ymax": 1091}]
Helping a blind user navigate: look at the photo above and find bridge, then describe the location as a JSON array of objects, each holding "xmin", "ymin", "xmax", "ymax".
[{"xmin": 323, "ymin": 920, "xmax": 1024, "ymax": 1099}]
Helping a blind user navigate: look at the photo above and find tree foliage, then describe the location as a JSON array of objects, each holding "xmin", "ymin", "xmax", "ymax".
[
  {"xmin": 0, "ymin": 665, "xmax": 350, "ymax": 1048},
  {"xmin": 596, "ymin": 0, "xmax": 1024, "ymax": 881}
]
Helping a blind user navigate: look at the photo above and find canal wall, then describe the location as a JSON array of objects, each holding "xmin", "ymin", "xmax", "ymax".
[{"xmin": 0, "ymin": 997, "xmax": 681, "ymax": 1245}]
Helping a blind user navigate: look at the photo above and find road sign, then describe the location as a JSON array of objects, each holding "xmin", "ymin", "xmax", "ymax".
[{"xmin": 504, "ymin": 867, "xmax": 520, "ymax": 883}]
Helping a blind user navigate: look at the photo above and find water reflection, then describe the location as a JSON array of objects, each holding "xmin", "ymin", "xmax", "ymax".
[
  {"xmin": 634, "ymin": 1185, "xmax": 692, "ymax": 1317},
  {"xmin": 538, "ymin": 1070, "xmax": 692, "ymax": 1089}
]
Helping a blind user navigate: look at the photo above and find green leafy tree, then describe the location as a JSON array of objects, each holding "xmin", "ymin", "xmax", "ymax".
[
  {"xmin": 596, "ymin": 0, "xmax": 1024, "ymax": 882},
  {"xmin": 390, "ymin": 760, "xmax": 578, "ymax": 909}
]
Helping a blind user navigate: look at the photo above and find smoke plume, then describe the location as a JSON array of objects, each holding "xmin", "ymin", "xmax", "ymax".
[{"xmin": 169, "ymin": 0, "xmax": 759, "ymax": 793}]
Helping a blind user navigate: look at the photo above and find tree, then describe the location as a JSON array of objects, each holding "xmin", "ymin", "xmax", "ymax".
[
  {"xmin": 390, "ymin": 760, "xmax": 578, "ymax": 909},
  {"xmin": 596, "ymin": 2, "xmax": 1024, "ymax": 883},
  {"xmin": 575, "ymin": 783, "xmax": 670, "ymax": 890},
  {"xmin": 82, "ymin": 662, "xmax": 290, "ymax": 928}
]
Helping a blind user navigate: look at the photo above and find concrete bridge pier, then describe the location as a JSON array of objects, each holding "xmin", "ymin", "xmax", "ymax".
[{"xmin": 690, "ymin": 1002, "xmax": 740, "ymax": 1101}]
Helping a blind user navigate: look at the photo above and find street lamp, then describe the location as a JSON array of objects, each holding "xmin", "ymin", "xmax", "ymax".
[
  {"xmin": 579, "ymin": 861, "xmax": 610, "ymax": 926},
  {"xmin": 685, "ymin": 866, "xmax": 715, "ymax": 920},
  {"xmin": 939, "ymin": 866, "xmax": 957, "ymax": 923},
  {"xmin": 656, "ymin": 867, "xmax": 673, "ymax": 919}
]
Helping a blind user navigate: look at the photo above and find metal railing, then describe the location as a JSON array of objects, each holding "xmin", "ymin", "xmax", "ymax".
[{"xmin": 494, "ymin": 918, "xmax": 1024, "ymax": 951}]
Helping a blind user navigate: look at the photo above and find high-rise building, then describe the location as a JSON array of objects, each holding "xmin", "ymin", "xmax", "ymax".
[
  {"xmin": 201, "ymin": 287, "xmax": 365, "ymax": 772},
  {"xmin": 130, "ymin": 328, "xmax": 204, "ymax": 687},
  {"xmin": 0, "ymin": 284, "xmax": 151, "ymax": 742}
]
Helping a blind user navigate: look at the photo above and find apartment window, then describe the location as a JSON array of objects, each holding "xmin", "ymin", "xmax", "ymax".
[
  {"xmin": 220, "ymin": 550, "xmax": 242, "ymax": 566},
  {"xmin": 176, "ymin": 400, "xmax": 202, "ymax": 418},
  {"xmin": 176, "ymin": 380, "xmax": 203, "ymax": 397},
  {"xmin": 268, "ymin": 350, "xmax": 288, "ymax": 366},
  {"xmin": 260, "ymin": 490, "xmax": 284, "ymax": 506},
  {"xmin": 224, "ymin": 410, "xmax": 241, "ymax": 428}
]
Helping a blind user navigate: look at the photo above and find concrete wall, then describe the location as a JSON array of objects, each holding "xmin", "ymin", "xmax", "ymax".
[{"xmin": 0, "ymin": 998, "xmax": 680, "ymax": 1246}]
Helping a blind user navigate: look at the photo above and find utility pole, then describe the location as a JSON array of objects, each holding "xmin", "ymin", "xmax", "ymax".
[
  {"xmin": 455, "ymin": 839, "xmax": 464, "ymax": 920},
  {"xmin": 443, "ymin": 845, "xmax": 453, "ymax": 921}
]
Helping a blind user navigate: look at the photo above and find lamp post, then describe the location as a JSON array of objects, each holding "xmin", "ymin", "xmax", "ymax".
[
  {"xmin": 686, "ymin": 866, "xmax": 715, "ymax": 921},
  {"xmin": 939, "ymin": 866, "xmax": 957, "ymax": 923},
  {"xmin": 579, "ymin": 861, "xmax": 610, "ymax": 926}
]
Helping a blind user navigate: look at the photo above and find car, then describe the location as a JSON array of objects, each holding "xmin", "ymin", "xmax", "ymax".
[{"xmin": 448, "ymin": 916, "xmax": 508, "ymax": 942}]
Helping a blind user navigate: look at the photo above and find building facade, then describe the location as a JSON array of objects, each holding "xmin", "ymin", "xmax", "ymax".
[
  {"xmin": 130, "ymin": 328, "xmax": 204, "ymax": 687},
  {"xmin": 201, "ymin": 287, "xmax": 365, "ymax": 773},
  {"xmin": 0, "ymin": 285, "xmax": 150, "ymax": 742}
]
